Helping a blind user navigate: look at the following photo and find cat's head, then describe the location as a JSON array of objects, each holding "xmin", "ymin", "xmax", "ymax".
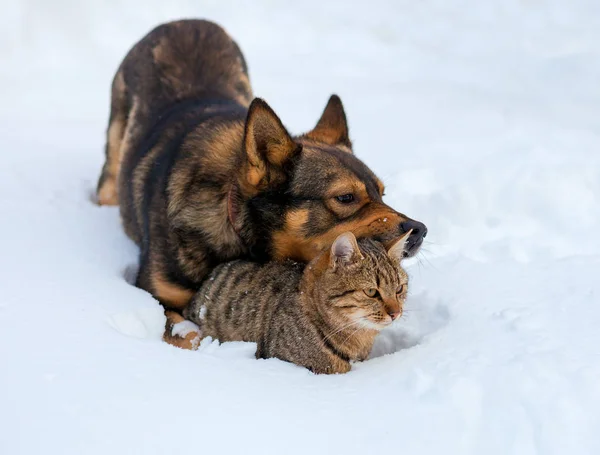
[{"xmin": 304, "ymin": 231, "xmax": 410, "ymax": 330}]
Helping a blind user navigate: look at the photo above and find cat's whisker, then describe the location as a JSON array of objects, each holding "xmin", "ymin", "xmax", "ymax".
[
  {"xmin": 401, "ymin": 307, "xmax": 422, "ymax": 313},
  {"xmin": 423, "ymin": 239, "xmax": 444, "ymax": 247},
  {"xmin": 421, "ymin": 253, "xmax": 439, "ymax": 272},
  {"xmin": 415, "ymin": 256, "xmax": 424, "ymax": 275},
  {"xmin": 412, "ymin": 250, "xmax": 439, "ymax": 273},
  {"xmin": 341, "ymin": 324, "xmax": 367, "ymax": 345},
  {"xmin": 322, "ymin": 319, "xmax": 363, "ymax": 343}
]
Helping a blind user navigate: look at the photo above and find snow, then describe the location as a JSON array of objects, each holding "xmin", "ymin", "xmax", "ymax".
[{"xmin": 2, "ymin": 0, "xmax": 600, "ymax": 454}]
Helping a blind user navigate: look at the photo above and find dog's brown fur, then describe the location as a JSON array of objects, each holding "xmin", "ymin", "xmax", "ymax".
[{"xmin": 96, "ymin": 19, "xmax": 427, "ymax": 348}]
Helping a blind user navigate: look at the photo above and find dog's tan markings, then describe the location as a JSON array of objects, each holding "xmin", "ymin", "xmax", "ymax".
[
  {"xmin": 319, "ymin": 208, "xmax": 405, "ymax": 249},
  {"xmin": 97, "ymin": 178, "xmax": 119, "ymax": 206},
  {"xmin": 118, "ymin": 97, "xmax": 140, "ymax": 168},
  {"xmin": 97, "ymin": 71, "xmax": 127, "ymax": 206},
  {"xmin": 272, "ymin": 205, "xmax": 407, "ymax": 262},
  {"xmin": 271, "ymin": 231, "xmax": 322, "ymax": 263},
  {"xmin": 246, "ymin": 164, "xmax": 264, "ymax": 188},
  {"xmin": 327, "ymin": 179, "xmax": 368, "ymax": 200},
  {"xmin": 286, "ymin": 209, "xmax": 310, "ymax": 234},
  {"xmin": 163, "ymin": 310, "xmax": 200, "ymax": 350},
  {"xmin": 152, "ymin": 271, "xmax": 194, "ymax": 310},
  {"xmin": 112, "ymin": 69, "xmax": 126, "ymax": 100},
  {"xmin": 97, "ymin": 117, "xmax": 126, "ymax": 205},
  {"xmin": 305, "ymin": 95, "xmax": 351, "ymax": 148},
  {"xmin": 324, "ymin": 178, "xmax": 372, "ymax": 220},
  {"xmin": 107, "ymin": 117, "xmax": 126, "ymax": 168},
  {"xmin": 270, "ymin": 209, "xmax": 313, "ymax": 261},
  {"xmin": 97, "ymin": 184, "xmax": 118, "ymax": 206}
]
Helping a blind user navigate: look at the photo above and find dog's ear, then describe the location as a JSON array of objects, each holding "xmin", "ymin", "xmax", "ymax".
[
  {"xmin": 330, "ymin": 232, "xmax": 363, "ymax": 268},
  {"xmin": 387, "ymin": 229, "xmax": 412, "ymax": 263},
  {"xmin": 305, "ymin": 95, "xmax": 351, "ymax": 149},
  {"xmin": 243, "ymin": 98, "xmax": 300, "ymax": 190}
]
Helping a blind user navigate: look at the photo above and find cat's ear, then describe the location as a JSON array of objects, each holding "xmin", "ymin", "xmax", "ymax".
[
  {"xmin": 387, "ymin": 229, "xmax": 412, "ymax": 263},
  {"xmin": 330, "ymin": 232, "xmax": 363, "ymax": 268}
]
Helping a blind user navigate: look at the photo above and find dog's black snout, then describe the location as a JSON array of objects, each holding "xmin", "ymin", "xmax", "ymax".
[{"xmin": 400, "ymin": 220, "xmax": 428, "ymax": 240}]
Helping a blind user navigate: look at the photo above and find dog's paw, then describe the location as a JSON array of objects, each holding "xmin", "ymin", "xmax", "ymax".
[
  {"xmin": 96, "ymin": 177, "xmax": 119, "ymax": 206},
  {"xmin": 164, "ymin": 318, "xmax": 202, "ymax": 350}
]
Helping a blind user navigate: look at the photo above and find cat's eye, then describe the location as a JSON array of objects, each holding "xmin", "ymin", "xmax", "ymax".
[
  {"xmin": 335, "ymin": 193, "xmax": 355, "ymax": 204},
  {"xmin": 364, "ymin": 288, "xmax": 378, "ymax": 297},
  {"xmin": 397, "ymin": 285, "xmax": 405, "ymax": 294}
]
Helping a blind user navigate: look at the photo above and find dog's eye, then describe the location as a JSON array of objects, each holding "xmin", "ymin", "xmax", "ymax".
[
  {"xmin": 396, "ymin": 285, "xmax": 405, "ymax": 294},
  {"xmin": 364, "ymin": 288, "xmax": 378, "ymax": 298},
  {"xmin": 335, "ymin": 194, "xmax": 355, "ymax": 204}
]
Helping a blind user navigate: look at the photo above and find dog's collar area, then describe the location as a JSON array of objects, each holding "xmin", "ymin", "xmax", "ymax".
[{"xmin": 227, "ymin": 184, "xmax": 242, "ymax": 237}]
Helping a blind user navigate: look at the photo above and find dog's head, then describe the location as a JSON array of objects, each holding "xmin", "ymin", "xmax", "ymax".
[{"xmin": 236, "ymin": 95, "xmax": 427, "ymax": 262}]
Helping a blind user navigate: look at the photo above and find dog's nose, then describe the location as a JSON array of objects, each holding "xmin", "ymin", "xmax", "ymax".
[
  {"xmin": 399, "ymin": 219, "xmax": 427, "ymax": 257},
  {"xmin": 400, "ymin": 220, "xmax": 427, "ymax": 241}
]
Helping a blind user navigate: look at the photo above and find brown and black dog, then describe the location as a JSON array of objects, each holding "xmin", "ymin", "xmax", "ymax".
[{"xmin": 96, "ymin": 19, "xmax": 427, "ymax": 348}]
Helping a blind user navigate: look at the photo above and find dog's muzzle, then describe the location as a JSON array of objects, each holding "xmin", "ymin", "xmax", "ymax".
[{"xmin": 400, "ymin": 220, "xmax": 427, "ymax": 257}]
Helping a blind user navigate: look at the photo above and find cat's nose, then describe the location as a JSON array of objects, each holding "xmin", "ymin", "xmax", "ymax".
[{"xmin": 387, "ymin": 306, "xmax": 401, "ymax": 321}]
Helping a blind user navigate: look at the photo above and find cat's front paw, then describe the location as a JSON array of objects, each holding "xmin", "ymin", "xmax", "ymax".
[{"xmin": 310, "ymin": 359, "xmax": 352, "ymax": 375}]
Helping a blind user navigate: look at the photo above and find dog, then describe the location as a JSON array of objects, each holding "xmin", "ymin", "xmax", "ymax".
[{"xmin": 96, "ymin": 19, "xmax": 427, "ymax": 348}]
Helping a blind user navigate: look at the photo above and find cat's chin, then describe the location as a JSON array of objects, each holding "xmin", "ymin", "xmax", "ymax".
[{"xmin": 357, "ymin": 318, "xmax": 389, "ymax": 331}]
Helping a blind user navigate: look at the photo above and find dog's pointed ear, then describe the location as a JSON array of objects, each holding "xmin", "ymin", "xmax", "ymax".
[
  {"xmin": 305, "ymin": 95, "xmax": 351, "ymax": 150},
  {"xmin": 387, "ymin": 229, "xmax": 412, "ymax": 263},
  {"xmin": 330, "ymin": 232, "xmax": 363, "ymax": 268},
  {"xmin": 243, "ymin": 98, "xmax": 300, "ymax": 190}
]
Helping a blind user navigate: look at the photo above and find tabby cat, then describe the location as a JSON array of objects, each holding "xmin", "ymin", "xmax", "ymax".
[{"xmin": 182, "ymin": 231, "xmax": 410, "ymax": 374}]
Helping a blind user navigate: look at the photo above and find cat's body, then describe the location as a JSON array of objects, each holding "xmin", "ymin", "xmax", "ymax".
[{"xmin": 183, "ymin": 233, "xmax": 409, "ymax": 374}]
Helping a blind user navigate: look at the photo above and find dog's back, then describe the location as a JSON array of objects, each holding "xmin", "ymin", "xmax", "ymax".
[
  {"xmin": 96, "ymin": 19, "xmax": 252, "ymax": 211},
  {"xmin": 121, "ymin": 20, "xmax": 252, "ymax": 117}
]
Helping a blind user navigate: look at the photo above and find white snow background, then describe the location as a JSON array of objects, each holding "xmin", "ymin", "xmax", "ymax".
[{"xmin": 1, "ymin": 1, "xmax": 599, "ymax": 454}]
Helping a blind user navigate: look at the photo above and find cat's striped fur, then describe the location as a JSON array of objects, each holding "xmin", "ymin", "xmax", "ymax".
[{"xmin": 183, "ymin": 232, "xmax": 409, "ymax": 374}]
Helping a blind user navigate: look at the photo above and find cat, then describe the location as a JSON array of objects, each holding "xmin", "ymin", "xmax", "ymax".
[{"xmin": 183, "ymin": 231, "xmax": 410, "ymax": 374}]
